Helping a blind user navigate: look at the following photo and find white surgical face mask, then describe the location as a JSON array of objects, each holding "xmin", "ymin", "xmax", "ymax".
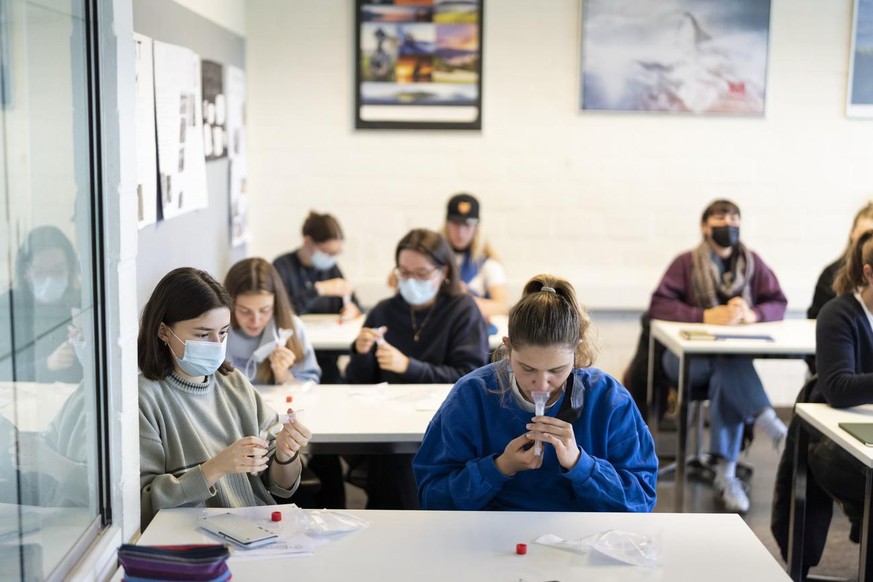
[
  {"xmin": 168, "ymin": 327, "xmax": 227, "ymax": 377},
  {"xmin": 31, "ymin": 275, "xmax": 68, "ymax": 304},
  {"xmin": 310, "ymin": 249, "xmax": 337, "ymax": 271},
  {"xmin": 398, "ymin": 278, "xmax": 439, "ymax": 306}
]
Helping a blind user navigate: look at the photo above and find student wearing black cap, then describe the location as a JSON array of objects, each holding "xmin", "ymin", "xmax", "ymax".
[{"xmin": 443, "ymin": 193, "xmax": 509, "ymax": 320}]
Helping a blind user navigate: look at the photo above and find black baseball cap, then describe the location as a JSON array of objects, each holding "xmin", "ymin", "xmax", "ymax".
[{"xmin": 446, "ymin": 193, "xmax": 480, "ymax": 225}]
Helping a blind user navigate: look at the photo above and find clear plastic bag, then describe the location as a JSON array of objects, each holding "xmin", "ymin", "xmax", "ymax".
[
  {"xmin": 535, "ymin": 529, "xmax": 663, "ymax": 568},
  {"xmin": 297, "ymin": 510, "xmax": 369, "ymax": 538}
]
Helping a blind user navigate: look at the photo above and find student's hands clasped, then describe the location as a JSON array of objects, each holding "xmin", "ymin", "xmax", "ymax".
[
  {"xmin": 495, "ymin": 416, "xmax": 581, "ymax": 477},
  {"xmin": 703, "ymin": 298, "xmax": 757, "ymax": 325}
]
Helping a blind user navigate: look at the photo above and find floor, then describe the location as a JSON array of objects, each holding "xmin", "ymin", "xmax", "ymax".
[{"xmin": 340, "ymin": 406, "xmax": 859, "ymax": 581}]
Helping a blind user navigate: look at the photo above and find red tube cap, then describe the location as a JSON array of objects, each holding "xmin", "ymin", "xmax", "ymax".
[
  {"xmin": 271, "ymin": 511, "xmax": 282, "ymax": 522},
  {"xmin": 515, "ymin": 543, "xmax": 527, "ymax": 555},
  {"xmin": 285, "ymin": 395, "xmax": 293, "ymax": 403}
]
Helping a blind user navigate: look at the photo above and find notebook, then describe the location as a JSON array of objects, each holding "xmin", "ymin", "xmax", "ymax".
[
  {"xmin": 680, "ymin": 329, "xmax": 774, "ymax": 342},
  {"xmin": 839, "ymin": 423, "xmax": 873, "ymax": 446}
]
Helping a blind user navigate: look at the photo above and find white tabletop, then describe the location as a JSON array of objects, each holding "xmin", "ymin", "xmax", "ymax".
[
  {"xmin": 137, "ymin": 506, "xmax": 790, "ymax": 581},
  {"xmin": 299, "ymin": 313, "xmax": 507, "ymax": 352},
  {"xmin": 257, "ymin": 383, "xmax": 452, "ymax": 452},
  {"xmin": 650, "ymin": 319, "xmax": 816, "ymax": 357},
  {"xmin": 0, "ymin": 381, "xmax": 79, "ymax": 433},
  {"xmin": 795, "ymin": 402, "xmax": 873, "ymax": 469}
]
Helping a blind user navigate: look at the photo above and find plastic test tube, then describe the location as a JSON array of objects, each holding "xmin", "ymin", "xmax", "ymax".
[{"xmin": 531, "ymin": 391, "xmax": 551, "ymax": 456}]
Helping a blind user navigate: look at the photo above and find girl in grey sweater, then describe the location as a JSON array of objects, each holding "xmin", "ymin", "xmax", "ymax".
[{"xmin": 138, "ymin": 267, "xmax": 311, "ymax": 529}]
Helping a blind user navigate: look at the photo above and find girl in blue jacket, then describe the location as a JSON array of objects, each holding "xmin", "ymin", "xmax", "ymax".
[{"xmin": 413, "ymin": 274, "xmax": 658, "ymax": 512}]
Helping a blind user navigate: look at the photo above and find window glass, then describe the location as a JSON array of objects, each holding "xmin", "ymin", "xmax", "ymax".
[{"xmin": 0, "ymin": 0, "xmax": 103, "ymax": 578}]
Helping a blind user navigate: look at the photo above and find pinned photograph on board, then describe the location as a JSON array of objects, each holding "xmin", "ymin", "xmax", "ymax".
[
  {"xmin": 201, "ymin": 60, "xmax": 227, "ymax": 159},
  {"xmin": 581, "ymin": 0, "xmax": 771, "ymax": 115}
]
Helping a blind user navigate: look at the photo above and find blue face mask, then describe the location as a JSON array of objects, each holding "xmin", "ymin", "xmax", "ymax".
[
  {"xmin": 398, "ymin": 277, "xmax": 439, "ymax": 306},
  {"xmin": 168, "ymin": 327, "xmax": 227, "ymax": 377},
  {"xmin": 310, "ymin": 249, "xmax": 337, "ymax": 271}
]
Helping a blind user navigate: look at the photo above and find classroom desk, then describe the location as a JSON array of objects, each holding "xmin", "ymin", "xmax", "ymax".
[
  {"xmin": 256, "ymin": 383, "xmax": 452, "ymax": 454},
  {"xmin": 789, "ymin": 403, "xmax": 873, "ymax": 581},
  {"xmin": 299, "ymin": 313, "xmax": 507, "ymax": 354},
  {"xmin": 648, "ymin": 319, "xmax": 816, "ymax": 511},
  {"xmin": 136, "ymin": 506, "xmax": 790, "ymax": 581}
]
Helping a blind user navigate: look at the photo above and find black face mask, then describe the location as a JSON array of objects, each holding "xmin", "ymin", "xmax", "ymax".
[{"xmin": 711, "ymin": 225, "xmax": 740, "ymax": 248}]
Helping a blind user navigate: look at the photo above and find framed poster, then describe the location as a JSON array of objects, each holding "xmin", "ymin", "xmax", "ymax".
[
  {"xmin": 355, "ymin": 0, "xmax": 483, "ymax": 130},
  {"xmin": 847, "ymin": 0, "xmax": 873, "ymax": 118},
  {"xmin": 581, "ymin": 0, "xmax": 771, "ymax": 115}
]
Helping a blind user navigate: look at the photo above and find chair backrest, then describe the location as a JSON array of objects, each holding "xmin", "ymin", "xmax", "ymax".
[{"xmin": 794, "ymin": 374, "xmax": 822, "ymax": 405}]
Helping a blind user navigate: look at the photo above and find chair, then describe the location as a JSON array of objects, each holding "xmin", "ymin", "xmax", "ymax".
[{"xmin": 657, "ymin": 381, "xmax": 754, "ymax": 483}]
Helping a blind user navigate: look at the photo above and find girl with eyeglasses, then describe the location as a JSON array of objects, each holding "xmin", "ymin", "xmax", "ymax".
[{"xmin": 345, "ymin": 229, "xmax": 489, "ymax": 509}]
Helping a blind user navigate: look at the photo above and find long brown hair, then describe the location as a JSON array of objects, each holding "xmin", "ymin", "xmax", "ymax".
[
  {"xmin": 492, "ymin": 274, "xmax": 596, "ymax": 368},
  {"xmin": 138, "ymin": 268, "xmax": 234, "ymax": 380},
  {"xmin": 224, "ymin": 258, "xmax": 304, "ymax": 384},
  {"xmin": 833, "ymin": 229, "xmax": 873, "ymax": 296},
  {"xmin": 395, "ymin": 229, "xmax": 463, "ymax": 297}
]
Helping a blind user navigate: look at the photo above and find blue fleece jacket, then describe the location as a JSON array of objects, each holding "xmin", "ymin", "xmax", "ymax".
[{"xmin": 413, "ymin": 363, "xmax": 658, "ymax": 512}]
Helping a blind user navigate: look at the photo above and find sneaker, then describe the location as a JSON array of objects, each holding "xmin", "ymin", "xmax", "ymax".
[
  {"xmin": 715, "ymin": 476, "xmax": 750, "ymax": 513},
  {"xmin": 755, "ymin": 409, "xmax": 788, "ymax": 450}
]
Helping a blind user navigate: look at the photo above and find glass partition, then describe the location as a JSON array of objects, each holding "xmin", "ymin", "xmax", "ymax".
[{"xmin": 0, "ymin": 0, "xmax": 105, "ymax": 578}]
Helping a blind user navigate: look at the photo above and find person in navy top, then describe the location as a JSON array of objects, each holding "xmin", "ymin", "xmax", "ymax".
[
  {"xmin": 346, "ymin": 228, "xmax": 489, "ymax": 509},
  {"xmin": 273, "ymin": 211, "xmax": 362, "ymax": 383},
  {"xmin": 414, "ymin": 274, "xmax": 657, "ymax": 512},
  {"xmin": 772, "ymin": 229, "xmax": 873, "ymax": 577}
]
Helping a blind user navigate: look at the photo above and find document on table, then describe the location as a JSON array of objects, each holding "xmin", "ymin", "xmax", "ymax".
[{"xmin": 680, "ymin": 329, "xmax": 774, "ymax": 342}]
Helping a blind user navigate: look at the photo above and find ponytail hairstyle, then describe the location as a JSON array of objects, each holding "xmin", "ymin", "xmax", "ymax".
[
  {"xmin": 138, "ymin": 267, "xmax": 234, "ymax": 380},
  {"xmin": 832, "ymin": 229, "xmax": 873, "ymax": 296},
  {"xmin": 224, "ymin": 258, "xmax": 304, "ymax": 384},
  {"xmin": 302, "ymin": 211, "xmax": 344, "ymax": 243},
  {"xmin": 492, "ymin": 274, "xmax": 596, "ymax": 368}
]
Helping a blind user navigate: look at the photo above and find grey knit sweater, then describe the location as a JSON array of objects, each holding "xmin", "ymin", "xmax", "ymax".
[{"xmin": 139, "ymin": 369, "xmax": 298, "ymax": 529}]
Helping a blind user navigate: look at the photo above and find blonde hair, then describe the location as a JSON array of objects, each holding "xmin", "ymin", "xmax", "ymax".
[
  {"xmin": 492, "ymin": 274, "xmax": 596, "ymax": 367},
  {"xmin": 441, "ymin": 223, "xmax": 499, "ymax": 262}
]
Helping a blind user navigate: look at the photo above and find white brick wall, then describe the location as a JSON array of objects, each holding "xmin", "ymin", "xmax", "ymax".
[{"xmin": 245, "ymin": 0, "xmax": 865, "ymax": 405}]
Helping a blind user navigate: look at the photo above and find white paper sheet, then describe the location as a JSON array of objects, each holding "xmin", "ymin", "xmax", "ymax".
[
  {"xmin": 153, "ymin": 40, "xmax": 208, "ymax": 220},
  {"xmin": 133, "ymin": 33, "xmax": 158, "ymax": 229},
  {"xmin": 225, "ymin": 64, "xmax": 248, "ymax": 246}
]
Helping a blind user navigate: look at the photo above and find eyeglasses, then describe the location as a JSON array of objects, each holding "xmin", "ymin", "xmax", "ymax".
[{"xmin": 394, "ymin": 266, "xmax": 439, "ymax": 282}]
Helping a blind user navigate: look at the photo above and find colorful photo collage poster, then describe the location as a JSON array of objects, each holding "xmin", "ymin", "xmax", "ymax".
[{"xmin": 356, "ymin": 0, "xmax": 483, "ymax": 129}]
